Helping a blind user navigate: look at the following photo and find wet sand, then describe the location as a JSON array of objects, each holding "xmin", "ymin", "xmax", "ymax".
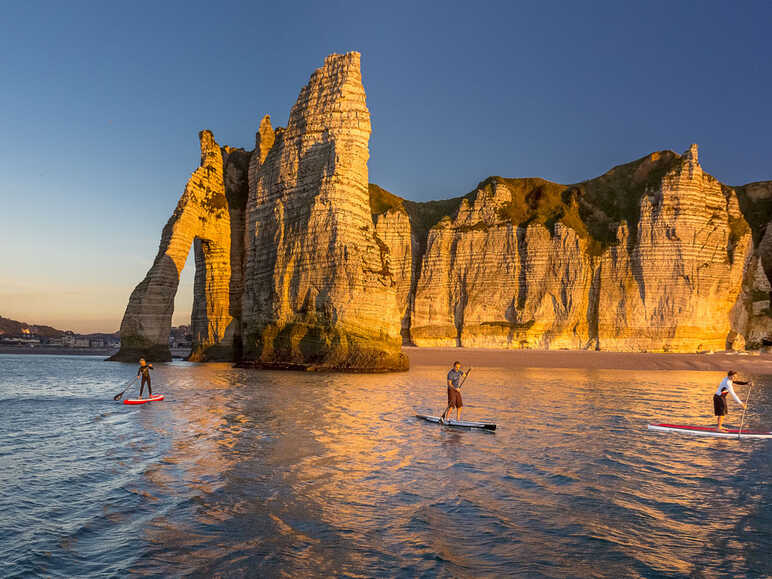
[{"xmin": 405, "ymin": 346, "xmax": 772, "ymax": 374}]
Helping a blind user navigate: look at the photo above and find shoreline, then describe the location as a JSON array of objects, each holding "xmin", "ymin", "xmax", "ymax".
[
  {"xmin": 404, "ymin": 347, "xmax": 772, "ymax": 373},
  {"xmin": 3, "ymin": 345, "xmax": 771, "ymax": 374},
  {"xmin": 0, "ymin": 346, "xmax": 192, "ymax": 358},
  {"xmin": 0, "ymin": 346, "xmax": 118, "ymax": 357}
]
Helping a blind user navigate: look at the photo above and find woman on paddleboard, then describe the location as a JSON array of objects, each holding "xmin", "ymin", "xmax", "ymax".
[
  {"xmin": 714, "ymin": 370, "xmax": 748, "ymax": 431},
  {"xmin": 137, "ymin": 358, "xmax": 154, "ymax": 399}
]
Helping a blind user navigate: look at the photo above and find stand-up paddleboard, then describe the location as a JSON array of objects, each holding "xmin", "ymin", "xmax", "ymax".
[
  {"xmin": 416, "ymin": 414, "xmax": 496, "ymax": 431},
  {"xmin": 648, "ymin": 423, "xmax": 772, "ymax": 439},
  {"xmin": 123, "ymin": 394, "xmax": 164, "ymax": 405}
]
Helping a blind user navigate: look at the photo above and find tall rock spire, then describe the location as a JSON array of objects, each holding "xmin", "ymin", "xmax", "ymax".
[{"xmin": 241, "ymin": 52, "xmax": 407, "ymax": 370}]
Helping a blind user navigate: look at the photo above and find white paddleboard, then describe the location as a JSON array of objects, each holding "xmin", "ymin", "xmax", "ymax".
[
  {"xmin": 647, "ymin": 423, "xmax": 772, "ymax": 439},
  {"xmin": 416, "ymin": 414, "xmax": 496, "ymax": 431}
]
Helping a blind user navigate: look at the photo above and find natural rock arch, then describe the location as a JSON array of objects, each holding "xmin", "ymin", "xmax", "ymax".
[{"xmin": 109, "ymin": 131, "xmax": 250, "ymax": 362}]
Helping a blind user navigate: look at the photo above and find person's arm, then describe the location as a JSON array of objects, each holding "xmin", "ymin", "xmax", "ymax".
[
  {"xmin": 137, "ymin": 367, "xmax": 141, "ymax": 377},
  {"xmin": 727, "ymin": 383, "xmax": 744, "ymax": 406}
]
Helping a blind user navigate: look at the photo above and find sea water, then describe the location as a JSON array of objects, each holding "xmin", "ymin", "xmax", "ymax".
[{"xmin": 0, "ymin": 354, "xmax": 770, "ymax": 577}]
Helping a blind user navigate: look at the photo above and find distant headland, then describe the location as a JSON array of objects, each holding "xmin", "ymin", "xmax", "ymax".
[{"xmin": 110, "ymin": 52, "xmax": 772, "ymax": 370}]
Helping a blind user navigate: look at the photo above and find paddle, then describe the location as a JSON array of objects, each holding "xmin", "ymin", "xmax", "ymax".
[
  {"xmin": 113, "ymin": 377, "xmax": 137, "ymax": 401},
  {"xmin": 738, "ymin": 380, "xmax": 752, "ymax": 439}
]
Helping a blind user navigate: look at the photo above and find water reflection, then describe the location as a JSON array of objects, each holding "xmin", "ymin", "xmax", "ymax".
[
  {"xmin": 2, "ymin": 355, "xmax": 767, "ymax": 577},
  {"xmin": 124, "ymin": 364, "xmax": 770, "ymax": 577}
]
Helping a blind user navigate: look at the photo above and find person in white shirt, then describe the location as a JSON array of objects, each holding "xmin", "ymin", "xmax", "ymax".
[{"xmin": 714, "ymin": 370, "xmax": 749, "ymax": 431}]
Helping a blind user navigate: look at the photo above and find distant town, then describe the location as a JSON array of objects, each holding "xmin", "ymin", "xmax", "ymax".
[{"xmin": 0, "ymin": 316, "xmax": 192, "ymax": 356}]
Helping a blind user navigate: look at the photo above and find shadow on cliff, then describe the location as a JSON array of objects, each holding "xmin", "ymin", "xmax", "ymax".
[{"xmin": 244, "ymin": 137, "xmax": 335, "ymax": 360}]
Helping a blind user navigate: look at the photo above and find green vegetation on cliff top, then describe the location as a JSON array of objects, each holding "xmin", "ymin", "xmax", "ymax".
[
  {"xmin": 370, "ymin": 150, "xmax": 689, "ymax": 254},
  {"xmin": 732, "ymin": 181, "xmax": 772, "ymax": 244}
]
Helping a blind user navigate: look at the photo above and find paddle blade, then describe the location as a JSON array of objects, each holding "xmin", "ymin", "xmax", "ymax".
[{"xmin": 113, "ymin": 391, "xmax": 124, "ymax": 401}]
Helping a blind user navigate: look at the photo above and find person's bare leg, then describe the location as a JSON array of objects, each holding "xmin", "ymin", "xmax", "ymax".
[
  {"xmin": 717, "ymin": 415, "xmax": 725, "ymax": 431},
  {"xmin": 457, "ymin": 406, "xmax": 463, "ymax": 421},
  {"xmin": 441, "ymin": 405, "xmax": 450, "ymax": 421}
]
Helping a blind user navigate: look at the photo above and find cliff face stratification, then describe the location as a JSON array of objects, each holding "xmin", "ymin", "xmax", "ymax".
[
  {"xmin": 111, "ymin": 131, "xmax": 247, "ymax": 362},
  {"xmin": 113, "ymin": 52, "xmax": 772, "ymax": 366},
  {"xmin": 114, "ymin": 53, "xmax": 406, "ymax": 369},
  {"xmin": 241, "ymin": 53, "xmax": 406, "ymax": 371},
  {"xmin": 374, "ymin": 146, "xmax": 763, "ymax": 353}
]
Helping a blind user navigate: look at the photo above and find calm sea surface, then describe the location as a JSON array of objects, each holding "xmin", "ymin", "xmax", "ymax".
[{"xmin": 1, "ymin": 354, "xmax": 770, "ymax": 578}]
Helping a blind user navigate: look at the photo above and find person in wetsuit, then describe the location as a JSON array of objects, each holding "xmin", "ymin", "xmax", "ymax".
[
  {"xmin": 137, "ymin": 358, "xmax": 154, "ymax": 399},
  {"xmin": 714, "ymin": 370, "xmax": 748, "ymax": 431}
]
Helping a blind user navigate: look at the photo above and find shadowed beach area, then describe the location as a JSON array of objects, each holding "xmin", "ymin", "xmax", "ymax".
[{"xmin": 405, "ymin": 347, "xmax": 772, "ymax": 373}]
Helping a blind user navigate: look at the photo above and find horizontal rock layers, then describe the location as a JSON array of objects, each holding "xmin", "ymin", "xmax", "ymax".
[
  {"xmin": 114, "ymin": 53, "xmax": 406, "ymax": 369},
  {"xmin": 111, "ymin": 131, "xmax": 247, "ymax": 362},
  {"xmin": 240, "ymin": 52, "xmax": 406, "ymax": 371},
  {"xmin": 113, "ymin": 53, "xmax": 771, "ymax": 367},
  {"xmin": 373, "ymin": 146, "xmax": 768, "ymax": 353}
]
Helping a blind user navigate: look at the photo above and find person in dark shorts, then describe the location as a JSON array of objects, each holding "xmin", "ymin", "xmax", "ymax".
[
  {"xmin": 137, "ymin": 358, "xmax": 154, "ymax": 399},
  {"xmin": 441, "ymin": 361, "xmax": 469, "ymax": 423},
  {"xmin": 714, "ymin": 370, "xmax": 748, "ymax": 431}
]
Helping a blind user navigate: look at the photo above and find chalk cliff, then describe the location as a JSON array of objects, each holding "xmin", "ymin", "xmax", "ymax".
[
  {"xmin": 111, "ymin": 131, "xmax": 247, "ymax": 362},
  {"xmin": 240, "ymin": 52, "xmax": 406, "ymax": 371},
  {"xmin": 113, "ymin": 52, "xmax": 772, "ymax": 366}
]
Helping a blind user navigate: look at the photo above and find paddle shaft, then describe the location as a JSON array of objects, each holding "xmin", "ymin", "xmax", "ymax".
[
  {"xmin": 738, "ymin": 381, "xmax": 752, "ymax": 438},
  {"xmin": 113, "ymin": 376, "xmax": 137, "ymax": 401}
]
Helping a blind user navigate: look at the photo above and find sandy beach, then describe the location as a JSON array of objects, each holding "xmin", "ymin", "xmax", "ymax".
[{"xmin": 405, "ymin": 346, "xmax": 772, "ymax": 374}]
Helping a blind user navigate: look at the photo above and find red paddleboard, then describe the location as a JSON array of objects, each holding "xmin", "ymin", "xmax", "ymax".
[
  {"xmin": 648, "ymin": 423, "xmax": 772, "ymax": 439},
  {"xmin": 123, "ymin": 394, "xmax": 164, "ymax": 405}
]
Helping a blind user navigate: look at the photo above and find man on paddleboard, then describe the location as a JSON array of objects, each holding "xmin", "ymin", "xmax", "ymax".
[
  {"xmin": 137, "ymin": 358, "xmax": 154, "ymax": 399},
  {"xmin": 714, "ymin": 370, "xmax": 748, "ymax": 431},
  {"xmin": 441, "ymin": 361, "xmax": 469, "ymax": 423}
]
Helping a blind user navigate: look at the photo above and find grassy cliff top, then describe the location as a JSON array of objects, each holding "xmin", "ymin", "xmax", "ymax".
[
  {"xmin": 733, "ymin": 180, "xmax": 772, "ymax": 243},
  {"xmin": 369, "ymin": 150, "xmax": 758, "ymax": 254}
]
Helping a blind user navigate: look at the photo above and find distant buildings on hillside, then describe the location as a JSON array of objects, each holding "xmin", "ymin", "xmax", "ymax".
[
  {"xmin": 0, "ymin": 325, "xmax": 192, "ymax": 351},
  {"xmin": 0, "ymin": 329, "xmax": 120, "ymax": 349}
]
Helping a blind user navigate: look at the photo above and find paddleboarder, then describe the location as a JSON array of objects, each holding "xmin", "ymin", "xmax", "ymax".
[
  {"xmin": 441, "ymin": 361, "xmax": 470, "ymax": 423},
  {"xmin": 714, "ymin": 370, "xmax": 748, "ymax": 431},
  {"xmin": 137, "ymin": 358, "xmax": 154, "ymax": 399}
]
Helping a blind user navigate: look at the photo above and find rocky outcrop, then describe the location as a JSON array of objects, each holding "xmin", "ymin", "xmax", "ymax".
[
  {"xmin": 111, "ymin": 131, "xmax": 246, "ymax": 362},
  {"xmin": 240, "ymin": 53, "xmax": 406, "ymax": 371},
  {"xmin": 596, "ymin": 145, "xmax": 752, "ymax": 352},
  {"xmin": 114, "ymin": 53, "xmax": 771, "ymax": 366},
  {"xmin": 377, "ymin": 147, "xmax": 763, "ymax": 353},
  {"xmin": 409, "ymin": 180, "xmax": 595, "ymax": 348}
]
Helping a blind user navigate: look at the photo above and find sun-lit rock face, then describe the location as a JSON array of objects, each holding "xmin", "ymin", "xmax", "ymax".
[
  {"xmin": 240, "ymin": 52, "xmax": 407, "ymax": 371},
  {"xmin": 111, "ymin": 131, "xmax": 247, "ymax": 362},
  {"xmin": 114, "ymin": 52, "xmax": 771, "ymax": 365},
  {"xmin": 373, "ymin": 207, "xmax": 415, "ymax": 339},
  {"xmin": 378, "ymin": 146, "xmax": 764, "ymax": 353},
  {"xmin": 409, "ymin": 180, "xmax": 595, "ymax": 348},
  {"xmin": 596, "ymin": 145, "xmax": 752, "ymax": 352}
]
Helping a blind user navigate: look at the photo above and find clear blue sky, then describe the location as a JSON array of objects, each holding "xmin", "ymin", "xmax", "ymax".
[{"xmin": 1, "ymin": 0, "xmax": 770, "ymax": 332}]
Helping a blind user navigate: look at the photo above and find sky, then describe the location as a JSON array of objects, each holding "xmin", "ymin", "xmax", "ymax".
[{"xmin": 1, "ymin": 0, "xmax": 770, "ymax": 333}]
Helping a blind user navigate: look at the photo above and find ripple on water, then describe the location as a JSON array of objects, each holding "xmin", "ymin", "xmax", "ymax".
[{"xmin": 0, "ymin": 356, "xmax": 770, "ymax": 577}]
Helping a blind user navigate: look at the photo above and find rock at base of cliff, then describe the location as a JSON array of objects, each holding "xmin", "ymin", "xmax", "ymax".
[
  {"xmin": 187, "ymin": 343, "xmax": 239, "ymax": 362},
  {"xmin": 242, "ymin": 320, "xmax": 408, "ymax": 373}
]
